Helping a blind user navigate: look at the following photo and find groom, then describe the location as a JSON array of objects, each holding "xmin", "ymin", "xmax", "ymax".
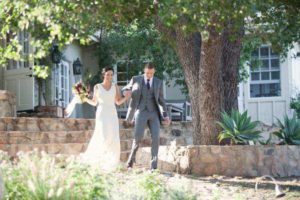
[{"xmin": 122, "ymin": 62, "xmax": 170, "ymax": 170}]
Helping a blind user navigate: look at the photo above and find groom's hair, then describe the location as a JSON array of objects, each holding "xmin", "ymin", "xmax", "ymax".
[{"xmin": 144, "ymin": 62, "xmax": 155, "ymax": 69}]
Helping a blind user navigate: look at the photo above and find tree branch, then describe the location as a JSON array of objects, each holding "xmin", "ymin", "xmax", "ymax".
[{"xmin": 153, "ymin": 0, "xmax": 176, "ymax": 40}]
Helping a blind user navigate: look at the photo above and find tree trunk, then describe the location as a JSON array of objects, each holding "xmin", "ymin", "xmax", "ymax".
[
  {"xmin": 198, "ymin": 31, "xmax": 223, "ymax": 144},
  {"xmin": 221, "ymin": 25, "xmax": 243, "ymax": 113},
  {"xmin": 173, "ymin": 29, "xmax": 223, "ymax": 144},
  {"xmin": 174, "ymin": 31, "xmax": 202, "ymax": 144},
  {"xmin": 155, "ymin": 17, "xmax": 227, "ymax": 145}
]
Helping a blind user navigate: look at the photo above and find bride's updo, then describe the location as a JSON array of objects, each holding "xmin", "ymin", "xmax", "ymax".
[{"xmin": 101, "ymin": 66, "xmax": 114, "ymax": 79}]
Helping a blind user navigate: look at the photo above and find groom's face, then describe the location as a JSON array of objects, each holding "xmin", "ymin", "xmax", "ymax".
[{"xmin": 144, "ymin": 68, "xmax": 155, "ymax": 79}]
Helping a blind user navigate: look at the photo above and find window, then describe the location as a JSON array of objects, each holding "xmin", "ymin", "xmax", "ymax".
[
  {"xmin": 6, "ymin": 31, "xmax": 30, "ymax": 70},
  {"xmin": 250, "ymin": 46, "xmax": 281, "ymax": 98},
  {"xmin": 116, "ymin": 60, "xmax": 143, "ymax": 86}
]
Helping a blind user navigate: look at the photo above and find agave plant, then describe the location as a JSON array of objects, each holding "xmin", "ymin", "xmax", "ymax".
[
  {"xmin": 272, "ymin": 114, "xmax": 300, "ymax": 145},
  {"xmin": 258, "ymin": 133, "xmax": 273, "ymax": 145},
  {"xmin": 217, "ymin": 110, "xmax": 261, "ymax": 145}
]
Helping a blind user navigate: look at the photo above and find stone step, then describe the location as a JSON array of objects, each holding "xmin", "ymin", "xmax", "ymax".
[
  {"xmin": 0, "ymin": 118, "xmax": 132, "ymax": 131},
  {"xmin": 0, "ymin": 143, "xmax": 133, "ymax": 159},
  {"xmin": 0, "ymin": 129, "xmax": 134, "ymax": 144},
  {"xmin": 120, "ymin": 150, "xmax": 131, "ymax": 162},
  {"xmin": 0, "ymin": 134, "xmax": 133, "ymax": 153},
  {"xmin": 0, "ymin": 130, "xmax": 186, "ymax": 146},
  {"xmin": 0, "ymin": 117, "xmax": 193, "ymax": 134},
  {"xmin": 0, "ymin": 117, "xmax": 95, "ymax": 131},
  {"xmin": 0, "ymin": 135, "xmax": 174, "ymax": 153}
]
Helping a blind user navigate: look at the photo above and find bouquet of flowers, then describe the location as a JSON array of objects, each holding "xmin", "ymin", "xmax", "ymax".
[
  {"xmin": 65, "ymin": 81, "xmax": 90, "ymax": 117},
  {"xmin": 72, "ymin": 81, "xmax": 89, "ymax": 103}
]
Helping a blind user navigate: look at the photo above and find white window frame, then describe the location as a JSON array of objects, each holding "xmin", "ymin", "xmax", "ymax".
[
  {"xmin": 6, "ymin": 31, "xmax": 30, "ymax": 70},
  {"xmin": 249, "ymin": 45, "xmax": 281, "ymax": 98},
  {"xmin": 52, "ymin": 61, "xmax": 70, "ymax": 108}
]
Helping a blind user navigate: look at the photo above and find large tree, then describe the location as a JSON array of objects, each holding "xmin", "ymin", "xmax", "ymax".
[{"xmin": 1, "ymin": 0, "xmax": 300, "ymax": 144}]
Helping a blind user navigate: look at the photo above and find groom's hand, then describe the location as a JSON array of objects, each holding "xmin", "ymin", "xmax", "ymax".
[{"xmin": 123, "ymin": 91, "xmax": 132, "ymax": 98}]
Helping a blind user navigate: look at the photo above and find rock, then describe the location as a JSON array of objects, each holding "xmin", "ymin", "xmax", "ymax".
[
  {"xmin": 171, "ymin": 129, "xmax": 182, "ymax": 137},
  {"xmin": 0, "ymin": 90, "xmax": 16, "ymax": 117},
  {"xmin": 135, "ymin": 145, "xmax": 300, "ymax": 177}
]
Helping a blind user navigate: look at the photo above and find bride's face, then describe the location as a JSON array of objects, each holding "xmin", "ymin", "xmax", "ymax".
[{"xmin": 103, "ymin": 70, "xmax": 114, "ymax": 82}]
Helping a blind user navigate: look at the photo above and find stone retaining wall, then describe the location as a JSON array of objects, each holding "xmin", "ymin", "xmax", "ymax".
[
  {"xmin": 0, "ymin": 117, "xmax": 193, "ymax": 162},
  {"xmin": 0, "ymin": 91, "xmax": 16, "ymax": 117},
  {"xmin": 136, "ymin": 145, "xmax": 300, "ymax": 177}
]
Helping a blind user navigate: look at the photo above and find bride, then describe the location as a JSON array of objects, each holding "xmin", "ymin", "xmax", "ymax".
[{"xmin": 80, "ymin": 67, "xmax": 131, "ymax": 171}]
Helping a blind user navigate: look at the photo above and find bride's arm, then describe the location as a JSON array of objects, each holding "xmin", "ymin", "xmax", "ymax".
[
  {"xmin": 84, "ymin": 85, "xmax": 98, "ymax": 107},
  {"xmin": 115, "ymin": 84, "xmax": 130, "ymax": 105}
]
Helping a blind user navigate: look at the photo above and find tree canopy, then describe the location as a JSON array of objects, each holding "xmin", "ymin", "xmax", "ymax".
[{"xmin": 1, "ymin": 0, "xmax": 299, "ymax": 71}]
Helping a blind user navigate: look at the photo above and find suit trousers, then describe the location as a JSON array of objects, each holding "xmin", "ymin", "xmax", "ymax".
[{"xmin": 127, "ymin": 109, "xmax": 160, "ymax": 169}]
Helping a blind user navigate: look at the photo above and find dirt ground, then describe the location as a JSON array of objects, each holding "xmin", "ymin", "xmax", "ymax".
[
  {"xmin": 114, "ymin": 166, "xmax": 300, "ymax": 200},
  {"xmin": 163, "ymin": 174, "xmax": 300, "ymax": 200}
]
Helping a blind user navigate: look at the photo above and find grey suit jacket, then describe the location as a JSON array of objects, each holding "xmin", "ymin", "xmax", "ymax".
[{"xmin": 122, "ymin": 75, "xmax": 168, "ymax": 122}]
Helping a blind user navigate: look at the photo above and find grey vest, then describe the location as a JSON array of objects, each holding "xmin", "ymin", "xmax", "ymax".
[{"xmin": 138, "ymin": 80, "xmax": 156, "ymax": 112}]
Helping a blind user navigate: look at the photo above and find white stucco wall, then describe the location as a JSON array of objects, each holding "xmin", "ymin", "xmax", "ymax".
[
  {"xmin": 61, "ymin": 42, "xmax": 84, "ymax": 118},
  {"xmin": 82, "ymin": 44, "xmax": 100, "ymax": 76},
  {"xmin": 81, "ymin": 44, "xmax": 100, "ymax": 119},
  {"xmin": 290, "ymin": 43, "xmax": 300, "ymax": 97},
  {"xmin": 49, "ymin": 42, "xmax": 99, "ymax": 119}
]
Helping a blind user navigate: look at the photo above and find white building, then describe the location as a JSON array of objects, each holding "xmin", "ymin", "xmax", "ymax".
[
  {"xmin": 0, "ymin": 33, "xmax": 188, "ymax": 119},
  {"xmin": 238, "ymin": 43, "xmax": 300, "ymax": 125},
  {"xmin": 0, "ymin": 33, "xmax": 299, "ymax": 124}
]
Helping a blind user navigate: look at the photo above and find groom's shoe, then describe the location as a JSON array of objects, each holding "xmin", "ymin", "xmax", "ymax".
[{"xmin": 126, "ymin": 160, "xmax": 133, "ymax": 169}]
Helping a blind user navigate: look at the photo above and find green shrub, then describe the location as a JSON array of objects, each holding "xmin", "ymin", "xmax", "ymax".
[
  {"xmin": 290, "ymin": 94, "xmax": 300, "ymax": 119},
  {"xmin": 217, "ymin": 110, "xmax": 261, "ymax": 145},
  {"xmin": 0, "ymin": 151, "xmax": 197, "ymax": 200},
  {"xmin": 0, "ymin": 151, "xmax": 108, "ymax": 200},
  {"xmin": 272, "ymin": 114, "xmax": 300, "ymax": 145},
  {"xmin": 138, "ymin": 171, "xmax": 164, "ymax": 200}
]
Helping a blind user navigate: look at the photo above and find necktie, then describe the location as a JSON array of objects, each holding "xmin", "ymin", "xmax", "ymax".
[{"xmin": 147, "ymin": 79, "xmax": 150, "ymax": 89}]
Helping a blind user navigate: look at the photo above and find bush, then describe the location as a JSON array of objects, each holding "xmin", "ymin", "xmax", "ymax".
[
  {"xmin": 217, "ymin": 110, "xmax": 261, "ymax": 145},
  {"xmin": 290, "ymin": 94, "xmax": 300, "ymax": 119},
  {"xmin": 272, "ymin": 114, "xmax": 300, "ymax": 145},
  {"xmin": 0, "ymin": 150, "xmax": 108, "ymax": 200}
]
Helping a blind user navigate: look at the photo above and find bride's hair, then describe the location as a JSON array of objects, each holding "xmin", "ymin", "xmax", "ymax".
[{"xmin": 102, "ymin": 66, "xmax": 114, "ymax": 79}]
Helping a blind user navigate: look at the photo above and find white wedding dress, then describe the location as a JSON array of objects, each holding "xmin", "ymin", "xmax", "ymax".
[{"xmin": 81, "ymin": 83, "xmax": 120, "ymax": 172}]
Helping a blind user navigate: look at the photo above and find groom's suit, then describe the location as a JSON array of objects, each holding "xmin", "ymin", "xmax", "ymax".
[{"xmin": 122, "ymin": 75, "xmax": 168, "ymax": 169}]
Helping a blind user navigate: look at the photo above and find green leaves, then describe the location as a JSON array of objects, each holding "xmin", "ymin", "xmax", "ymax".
[
  {"xmin": 33, "ymin": 65, "xmax": 50, "ymax": 79},
  {"xmin": 88, "ymin": 23, "xmax": 184, "ymax": 91},
  {"xmin": 272, "ymin": 114, "xmax": 300, "ymax": 145},
  {"xmin": 217, "ymin": 109, "xmax": 261, "ymax": 145},
  {"xmin": 290, "ymin": 94, "xmax": 300, "ymax": 119}
]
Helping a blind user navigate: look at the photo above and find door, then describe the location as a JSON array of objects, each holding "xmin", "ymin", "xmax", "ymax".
[
  {"xmin": 53, "ymin": 60, "xmax": 70, "ymax": 108},
  {"xmin": 4, "ymin": 31, "xmax": 35, "ymax": 111}
]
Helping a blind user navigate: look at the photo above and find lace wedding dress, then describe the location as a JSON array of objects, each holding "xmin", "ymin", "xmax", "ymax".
[{"xmin": 81, "ymin": 83, "xmax": 120, "ymax": 172}]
